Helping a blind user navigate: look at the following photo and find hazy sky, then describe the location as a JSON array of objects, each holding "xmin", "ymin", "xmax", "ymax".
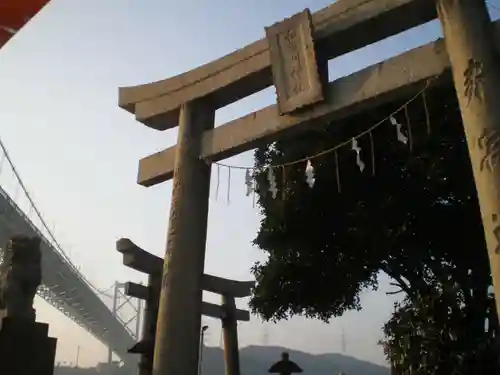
[{"xmin": 1, "ymin": 0, "xmax": 499, "ymax": 369}]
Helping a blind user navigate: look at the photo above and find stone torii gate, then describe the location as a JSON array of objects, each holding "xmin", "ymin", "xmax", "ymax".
[
  {"xmin": 115, "ymin": 238, "xmax": 253, "ymax": 375},
  {"xmin": 118, "ymin": 1, "xmax": 500, "ymax": 375}
]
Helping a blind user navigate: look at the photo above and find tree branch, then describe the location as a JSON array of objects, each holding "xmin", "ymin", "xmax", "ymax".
[{"xmin": 380, "ymin": 264, "xmax": 413, "ymax": 298}]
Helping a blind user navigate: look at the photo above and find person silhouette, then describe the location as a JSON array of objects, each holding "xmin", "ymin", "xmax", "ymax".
[{"xmin": 268, "ymin": 352, "xmax": 303, "ymax": 375}]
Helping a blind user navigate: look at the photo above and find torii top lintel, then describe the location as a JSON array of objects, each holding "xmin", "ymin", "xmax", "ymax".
[{"xmin": 118, "ymin": 0, "xmax": 435, "ymax": 131}]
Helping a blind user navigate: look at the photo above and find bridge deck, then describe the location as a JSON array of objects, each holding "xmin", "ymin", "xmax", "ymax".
[{"xmin": 0, "ymin": 185, "xmax": 135, "ymax": 362}]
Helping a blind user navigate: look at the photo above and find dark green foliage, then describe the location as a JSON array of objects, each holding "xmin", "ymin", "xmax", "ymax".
[
  {"xmin": 381, "ymin": 287, "xmax": 499, "ymax": 374},
  {"xmin": 250, "ymin": 83, "xmax": 499, "ymax": 372}
]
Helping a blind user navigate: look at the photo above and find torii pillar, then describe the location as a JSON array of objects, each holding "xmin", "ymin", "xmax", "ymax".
[
  {"xmin": 436, "ymin": 0, "xmax": 500, "ymax": 317},
  {"xmin": 151, "ymin": 100, "xmax": 215, "ymax": 375}
]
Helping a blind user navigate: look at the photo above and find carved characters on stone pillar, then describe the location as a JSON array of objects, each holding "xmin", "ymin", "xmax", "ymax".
[
  {"xmin": 464, "ymin": 58, "xmax": 484, "ymax": 106},
  {"xmin": 163, "ymin": 172, "xmax": 180, "ymax": 289},
  {"xmin": 162, "ymin": 253, "xmax": 171, "ymax": 289},
  {"xmin": 492, "ymin": 214, "xmax": 500, "ymax": 254},
  {"xmin": 477, "ymin": 127, "xmax": 500, "ymax": 172},
  {"xmin": 265, "ymin": 9, "xmax": 322, "ymax": 114},
  {"xmin": 283, "ymin": 28, "xmax": 303, "ymax": 95}
]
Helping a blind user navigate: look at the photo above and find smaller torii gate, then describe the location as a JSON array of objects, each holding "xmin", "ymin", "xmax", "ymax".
[{"xmin": 116, "ymin": 238, "xmax": 253, "ymax": 375}]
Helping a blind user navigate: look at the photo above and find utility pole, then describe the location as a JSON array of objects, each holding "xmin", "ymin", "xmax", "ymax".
[
  {"xmin": 436, "ymin": 0, "xmax": 500, "ymax": 319},
  {"xmin": 76, "ymin": 346, "xmax": 80, "ymax": 368},
  {"xmin": 341, "ymin": 326, "xmax": 346, "ymax": 354},
  {"xmin": 262, "ymin": 326, "xmax": 269, "ymax": 346}
]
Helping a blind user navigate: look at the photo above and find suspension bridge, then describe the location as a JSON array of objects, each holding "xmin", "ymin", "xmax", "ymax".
[
  {"xmin": 0, "ymin": 0, "xmax": 141, "ymax": 365},
  {"xmin": 0, "ymin": 137, "xmax": 139, "ymax": 364}
]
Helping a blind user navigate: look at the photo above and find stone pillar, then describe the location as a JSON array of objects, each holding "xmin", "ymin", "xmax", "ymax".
[
  {"xmin": 221, "ymin": 295, "xmax": 241, "ymax": 375},
  {"xmin": 139, "ymin": 275, "xmax": 160, "ymax": 375},
  {"xmin": 0, "ymin": 318, "xmax": 57, "ymax": 375},
  {"xmin": 436, "ymin": 0, "xmax": 500, "ymax": 319},
  {"xmin": 152, "ymin": 100, "xmax": 215, "ymax": 375}
]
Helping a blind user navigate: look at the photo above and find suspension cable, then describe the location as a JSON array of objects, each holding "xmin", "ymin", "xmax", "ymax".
[{"xmin": 0, "ymin": 136, "xmax": 102, "ymax": 292}]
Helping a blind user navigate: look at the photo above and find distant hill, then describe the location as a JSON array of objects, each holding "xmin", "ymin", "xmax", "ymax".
[
  {"xmin": 55, "ymin": 345, "xmax": 389, "ymax": 375},
  {"xmin": 202, "ymin": 345, "xmax": 390, "ymax": 375}
]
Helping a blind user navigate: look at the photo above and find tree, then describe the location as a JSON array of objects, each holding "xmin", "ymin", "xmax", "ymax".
[
  {"xmin": 249, "ymin": 84, "xmax": 499, "ymax": 371},
  {"xmin": 380, "ymin": 272, "xmax": 498, "ymax": 374}
]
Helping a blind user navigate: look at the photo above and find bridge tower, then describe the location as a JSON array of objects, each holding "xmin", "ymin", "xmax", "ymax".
[{"xmin": 98, "ymin": 282, "xmax": 143, "ymax": 364}]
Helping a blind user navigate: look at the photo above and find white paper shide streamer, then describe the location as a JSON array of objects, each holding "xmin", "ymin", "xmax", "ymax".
[
  {"xmin": 245, "ymin": 169, "xmax": 254, "ymax": 196},
  {"xmin": 305, "ymin": 160, "xmax": 315, "ymax": 188},
  {"xmin": 267, "ymin": 167, "xmax": 278, "ymax": 199},
  {"xmin": 389, "ymin": 115, "xmax": 408, "ymax": 144},
  {"xmin": 351, "ymin": 138, "xmax": 365, "ymax": 172}
]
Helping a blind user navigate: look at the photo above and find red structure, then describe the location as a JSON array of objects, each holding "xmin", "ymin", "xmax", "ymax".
[{"xmin": 0, "ymin": 1, "xmax": 51, "ymax": 48}]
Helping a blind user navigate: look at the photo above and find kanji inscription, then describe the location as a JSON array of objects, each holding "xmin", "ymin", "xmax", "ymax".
[
  {"xmin": 281, "ymin": 28, "xmax": 303, "ymax": 95},
  {"xmin": 265, "ymin": 9, "xmax": 323, "ymax": 115},
  {"xmin": 464, "ymin": 58, "xmax": 484, "ymax": 106},
  {"xmin": 492, "ymin": 214, "xmax": 500, "ymax": 254},
  {"xmin": 477, "ymin": 127, "xmax": 500, "ymax": 172}
]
